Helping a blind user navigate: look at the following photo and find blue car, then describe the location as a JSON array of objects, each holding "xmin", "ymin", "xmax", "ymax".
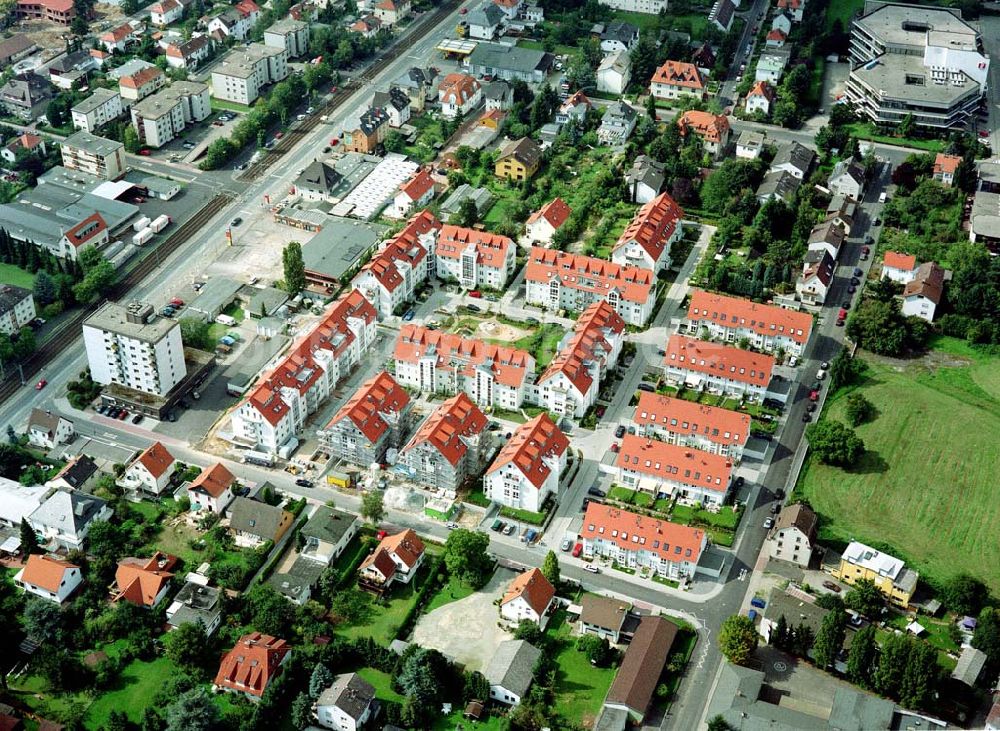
[
  {"xmin": 219, "ymin": 335, "xmax": 235, "ymax": 346},
  {"xmin": 403, "ymin": 309, "xmax": 415, "ymax": 321}
]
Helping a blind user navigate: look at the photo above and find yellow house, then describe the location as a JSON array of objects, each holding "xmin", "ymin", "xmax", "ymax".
[
  {"xmin": 495, "ymin": 136, "xmax": 542, "ymax": 182},
  {"xmin": 832, "ymin": 541, "xmax": 918, "ymax": 609}
]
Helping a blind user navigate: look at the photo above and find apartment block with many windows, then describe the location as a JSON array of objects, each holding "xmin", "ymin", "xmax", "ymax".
[{"xmin": 61, "ymin": 130, "xmax": 125, "ymax": 180}]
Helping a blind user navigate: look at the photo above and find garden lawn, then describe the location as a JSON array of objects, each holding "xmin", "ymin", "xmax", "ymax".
[
  {"xmin": 0, "ymin": 263, "xmax": 35, "ymax": 289},
  {"xmin": 356, "ymin": 668, "xmax": 405, "ymax": 703},
  {"xmin": 146, "ymin": 519, "xmax": 205, "ymax": 567},
  {"xmin": 8, "ymin": 674, "xmax": 89, "ymax": 725},
  {"xmin": 798, "ymin": 344, "xmax": 1000, "ymax": 591},
  {"xmin": 513, "ymin": 323, "xmax": 566, "ymax": 370},
  {"xmin": 423, "ymin": 574, "xmax": 476, "ymax": 613},
  {"xmin": 845, "ymin": 122, "xmax": 945, "ymax": 153},
  {"xmin": 86, "ymin": 656, "xmax": 178, "ymax": 727},
  {"xmin": 334, "ymin": 566, "xmax": 430, "ymax": 644},
  {"xmin": 548, "ymin": 610, "xmax": 617, "ymax": 727}
]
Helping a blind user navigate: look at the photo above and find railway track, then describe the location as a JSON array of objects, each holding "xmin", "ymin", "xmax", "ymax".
[
  {"xmin": 238, "ymin": 0, "xmax": 462, "ymax": 183},
  {"xmin": 0, "ymin": 193, "xmax": 233, "ymax": 407}
]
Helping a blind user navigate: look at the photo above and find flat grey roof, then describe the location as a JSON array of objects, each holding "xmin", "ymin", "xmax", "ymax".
[
  {"xmin": 108, "ymin": 58, "xmax": 156, "ymax": 80},
  {"xmin": 72, "ymin": 87, "xmax": 121, "ymax": 115},
  {"xmin": 265, "ymin": 18, "xmax": 307, "ymax": 34},
  {"xmin": 222, "ymin": 333, "xmax": 288, "ymax": 389},
  {"xmin": 84, "ymin": 301, "xmax": 179, "ymax": 343},
  {"xmin": 188, "ymin": 276, "xmax": 241, "ymax": 318},
  {"xmin": 302, "ymin": 217, "xmax": 385, "ymax": 281},
  {"xmin": 468, "ymin": 42, "xmax": 552, "ymax": 74},
  {"xmin": 856, "ymin": 3, "xmax": 974, "ymax": 49},
  {"xmin": 851, "ymin": 53, "xmax": 978, "ymax": 104},
  {"xmin": 138, "ymin": 175, "xmax": 181, "ymax": 195},
  {"xmin": 63, "ymin": 130, "xmax": 124, "ymax": 157},
  {"xmin": 214, "ymin": 44, "xmax": 285, "ymax": 79}
]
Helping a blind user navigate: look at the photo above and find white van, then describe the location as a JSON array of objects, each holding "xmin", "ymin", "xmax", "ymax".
[
  {"xmin": 878, "ymin": 191, "xmax": 887, "ymax": 203},
  {"xmin": 215, "ymin": 314, "xmax": 236, "ymax": 326}
]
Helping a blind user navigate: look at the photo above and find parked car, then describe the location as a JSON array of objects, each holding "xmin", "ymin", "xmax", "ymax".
[
  {"xmin": 466, "ymin": 304, "xmax": 481, "ymax": 312},
  {"xmin": 614, "ymin": 425, "xmax": 626, "ymax": 438},
  {"xmin": 823, "ymin": 581, "xmax": 842, "ymax": 593},
  {"xmin": 560, "ymin": 538, "xmax": 572, "ymax": 551},
  {"xmin": 117, "ymin": 409, "xmax": 128, "ymax": 420},
  {"xmin": 230, "ymin": 217, "xmax": 242, "ymax": 227},
  {"xmin": 131, "ymin": 413, "xmax": 143, "ymax": 424},
  {"xmin": 583, "ymin": 564, "xmax": 600, "ymax": 573},
  {"xmin": 853, "ymin": 267, "xmax": 863, "ymax": 277},
  {"xmin": 763, "ymin": 517, "xmax": 774, "ymax": 529},
  {"xmin": 807, "ymin": 402, "xmax": 817, "ymax": 413},
  {"xmin": 491, "ymin": 519, "xmax": 503, "ymax": 532},
  {"xmin": 170, "ymin": 298, "xmax": 184, "ymax": 307},
  {"xmin": 503, "ymin": 523, "xmax": 515, "ymax": 535},
  {"xmin": 402, "ymin": 309, "xmax": 415, "ymax": 321},
  {"xmin": 572, "ymin": 543, "xmax": 583, "ymax": 557},
  {"xmin": 610, "ymin": 443, "xmax": 620, "ymax": 453},
  {"xmin": 468, "ymin": 290, "xmax": 482, "ymax": 298},
  {"xmin": 446, "ymin": 521, "xmax": 459, "ymax": 530},
  {"xmin": 770, "ymin": 503, "xmax": 780, "ymax": 514},
  {"xmin": 809, "ymin": 390, "xmax": 820, "ymax": 401},
  {"xmin": 637, "ymin": 383, "xmax": 655, "ymax": 393},
  {"xmin": 295, "ymin": 478, "xmax": 313, "ymax": 487},
  {"xmin": 34, "ymin": 378, "xmax": 47, "ymax": 390},
  {"xmin": 588, "ymin": 487, "xmax": 606, "ymax": 498},
  {"xmin": 802, "ymin": 412, "xmax": 811, "ymax": 422}
]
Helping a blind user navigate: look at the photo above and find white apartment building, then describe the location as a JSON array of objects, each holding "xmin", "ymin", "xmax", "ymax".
[
  {"xmin": 615, "ymin": 434, "xmax": 733, "ymax": 507},
  {"xmin": 524, "ymin": 247, "xmax": 655, "ymax": 327},
  {"xmin": 597, "ymin": 0, "xmax": 667, "ymax": 14},
  {"xmin": 631, "ymin": 392, "xmax": 751, "ymax": 462},
  {"xmin": 663, "ymin": 335, "xmax": 777, "ymax": 403},
  {"xmin": 767, "ymin": 503, "xmax": 817, "ymax": 568},
  {"xmin": 435, "ymin": 224, "xmax": 516, "ymax": 290},
  {"xmin": 0, "ymin": 283, "xmax": 36, "ymax": 335},
  {"xmin": 263, "ymin": 19, "xmax": 310, "ymax": 58},
  {"xmin": 82, "ymin": 301, "xmax": 187, "ymax": 397},
  {"xmin": 70, "ymin": 88, "xmax": 125, "ymax": 132},
  {"xmin": 393, "ymin": 325, "xmax": 535, "ymax": 410},
  {"xmin": 231, "ymin": 290, "xmax": 378, "ymax": 454},
  {"xmin": 529, "ymin": 301, "xmax": 624, "ymax": 419},
  {"xmin": 60, "ymin": 130, "xmax": 125, "ymax": 180},
  {"xmin": 130, "ymin": 81, "xmax": 211, "ymax": 148},
  {"xmin": 352, "ymin": 210, "xmax": 439, "ymax": 316},
  {"xmin": 683, "ymin": 289, "xmax": 813, "ymax": 357},
  {"xmin": 484, "ymin": 413, "xmax": 568, "ymax": 513},
  {"xmin": 611, "ymin": 191, "xmax": 684, "ymax": 273},
  {"xmin": 212, "ymin": 44, "xmax": 288, "ymax": 105}
]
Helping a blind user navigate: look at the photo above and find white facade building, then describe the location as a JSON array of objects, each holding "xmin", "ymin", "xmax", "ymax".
[
  {"xmin": 0, "ymin": 284, "xmax": 36, "ymax": 335},
  {"xmin": 71, "ymin": 88, "xmax": 125, "ymax": 132},
  {"xmin": 484, "ymin": 413, "xmax": 568, "ymax": 513},
  {"xmin": 212, "ymin": 44, "xmax": 288, "ymax": 105}
]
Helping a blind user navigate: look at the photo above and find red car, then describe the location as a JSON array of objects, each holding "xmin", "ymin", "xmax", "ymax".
[
  {"xmin": 838, "ymin": 308, "xmax": 848, "ymax": 320},
  {"xmin": 274, "ymin": 131, "xmax": 284, "ymax": 139},
  {"xmin": 459, "ymin": 6, "xmax": 467, "ymax": 13},
  {"xmin": 572, "ymin": 543, "xmax": 583, "ymax": 558},
  {"xmin": 138, "ymin": 149, "xmax": 151, "ymax": 156},
  {"xmin": 117, "ymin": 409, "xmax": 128, "ymax": 420},
  {"xmin": 35, "ymin": 379, "xmax": 47, "ymax": 390},
  {"xmin": 469, "ymin": 290, "xmax": 482, "ymax": 298},
  {"xmin": 330, "ymin": 137, "xmax": 339, "ymax": 146},
  {"xmin": 980, "ymin": 130, "xmax": 990, "ymax": 138},
  {"xmin": 376, "ymin": 530, "xmax": 387, "ymax": 540},
  {"xmin": 809, "ymin": 390, "xmax": 819, "ymax": 402},
  {"xmin": 170, "ymin": 298, "xmax": 184, "ymax": 307},
  {"xmin": 611, "ymin": 443, "xmax": 620, "ymax": 453}
]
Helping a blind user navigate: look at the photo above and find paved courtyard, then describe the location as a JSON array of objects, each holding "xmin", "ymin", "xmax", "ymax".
[{"xmin": 411, "ymin": 567, "xmax": 516, "ymax": 672}]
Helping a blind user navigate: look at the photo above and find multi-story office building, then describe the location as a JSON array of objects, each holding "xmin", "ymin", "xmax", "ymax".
[
  {"xmin": 82, "ymin": 301, "xmax": 187, "ymax": 396},
  {"xmin": 60, "ymin": 130, "xmax": 125, "ymax": 180},
  {"xmin": 211, "ymin": 44, "xmax": 287, "ymax": 105},
  {"xmin": 845, "ymin": 3, "xmax": 988, "ymax": 132}
]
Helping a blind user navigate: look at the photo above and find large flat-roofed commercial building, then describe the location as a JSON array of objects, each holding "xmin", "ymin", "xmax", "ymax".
[
  {"xmin": 211, "ymin": 44, "xmax": 287, "ymax": 105},
  {"xmin": 845, "ymin": 3, "xmax": 988, "ymax": 132},
  {"xmin": 83, "ymin": 301, "xmax": 187, "ymax": 396},
  {"xmin": 302, "ymin": 218, "xmax": 386, "ymax": 291},
  {"xmin": 130, "ymin": 81, "xmax": 210, "ymax": 148},
  {"xmin": 61, "ymin": 130, "xmax": 126, "ymax": 180},
  {"xmin": 466, "ymin": 42, "xmax": 554, "ymax": 83}
]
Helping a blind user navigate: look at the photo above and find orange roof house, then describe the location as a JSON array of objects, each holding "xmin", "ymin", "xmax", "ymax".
[
  {"xmin": 664, "ymin": 335, "xmax": 776, "ymax": 392},
  {"xmin": 677, "ymin": 110, "xmax": 731, "ymax": 153},
  {"xmin": 359, "ymin": 529, "xmax": 426, "ymax": 587},
  {"xmin": 612, "ymin": 191, "xmax": 683, "ymax": 272},
  {"xmin": 114, "ymin": 551, "xmax": 178, "ymax": 607},
  {"xmin": 650, "ymin": 60, "xmax": 704, "ymax": 99},
  {"xmin": 15, "ymin": 554, "xmax": 82, "ymax": 603},
  {"xmin": 188, "ymin": 463, "xmax": 236, "ymax": 513},
  {"xmin": 500, "ymin": 567, "xmax": 556, "ymax": 625},
  {"xmin": 214, "ymin": 632, "xmax": 291, "ymax": 699},
  {"xmin": 933, "ymin": 153, "xmax": 961, "ymax": 186}
]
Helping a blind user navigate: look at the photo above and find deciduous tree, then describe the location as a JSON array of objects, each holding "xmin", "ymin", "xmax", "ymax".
[
  {"xmin": 812, "ymin": 608, "xmax": 847, "ymax": 670},
  {"xmin": 443, "ymin": 528, "xmax": 492, "ymax": 588},
  {"xmin": 806, "ymin": 420, "xmax": 865, "ymax": 467},
  {"xmin": 719, "ymin": 614, "xmax": 758, "ymax": 666},
  {"xmin": 847, "ymin": 625, "xmax": 879, "ymax": 687},
  {"xmin": 360, "ymin": 490, "xmax": 384, "ymax": 525},
  {"xmin": 282, "ymin": 241, "xmax": 306, "ymax": 295},
  {"xmin": 844, "ymin": 392, "xmax": 876, "ymax": 427},
  {"xmin": 845, "ymin": 578, "xmax": 885, "ymax": 619}
]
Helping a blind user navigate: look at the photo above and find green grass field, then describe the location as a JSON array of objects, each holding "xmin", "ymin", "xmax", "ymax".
[
  {"xmin": 86, "ymin": 656, "xmax": 178, "ymax": 727},
  {"xmin": 846, "ymin": 122, "xmax": 946, "ymax": 153},
  {"xmin": 824, "ymin": 0, "xmax": 865, "ymax": 31},
  {"xmin": 334, "ymin": 566, "xmax": 431, "ymax": 644},
  {"xmin": 422, "ymin": 574, "xmax": 476, "ymax": 614},
  {"xmin": 356, "ymin": 667, "xmax": 405, "ymax": 703},
  {"xmin": 0, "ymin": 262, "xmax": 35, "ymax": 289},
  {"xmin": 548, "ymin": 610, "xmax": 617, "ymax": 727},
  {"xmin": 798, "ymin": 340, "xmax": 1000, "ymax": 591}
]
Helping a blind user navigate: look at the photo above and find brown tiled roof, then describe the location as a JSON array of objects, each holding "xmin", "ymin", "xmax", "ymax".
[
  {"xmin": 773, "ymin": 503, "xmax": 817, "ymax": 542},
  {"xmin": 606, "ymin": 616, "xmax": 678, "ymax": 715}
]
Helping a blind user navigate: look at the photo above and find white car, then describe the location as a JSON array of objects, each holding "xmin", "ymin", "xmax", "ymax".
[
  {"xmin": 445, "ymin": 521, "xmax": 459, "ymax": 530},
  {"xmin": 583, "ymin": 565, "xmax": 600, "ymax": 573},
  {"xmin": 763, "ymin": 517, "xmax": 774, "ymax": 529},
  {"xmin": 560, "ymin": 538, "xmax": 572, "ymax": 551}
]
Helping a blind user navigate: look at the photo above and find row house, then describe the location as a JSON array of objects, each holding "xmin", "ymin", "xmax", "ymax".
[
  {"xmin": 881, "ymin": 251, "xmax": 917, "ymax": 284},
  {"xmin": 317, "ymin": 371, "xmax": 412, "ymax": 467},
  {"xmin": 26, "ymin": 408, "xmax": 74, "ymax": 450},
  {"xmin": 373, "ymin": 86, "xmax": 412, "ymax": 128},
  {"xmin": 684, "ymin": 289, "xmax": 813, "ymax": 357},
  {"xmin": 649, "ymin": 60, "xmax": 704, "ymax": 102},
  {"xmin": 524, "ymin": 247, "xmax": 655, "ymax": 327},
  {"xmin": 615, "ymin": 434, "xmax": 733, "ymax": 507},
  {"xmin": 581, "ymin": 503, "xmax": 707, "ymax": 580},
  {"xmin": 484, "ymin": 413, "xmax": 568, "ymax": 513},
  {"xmin": 902, "ymin": 261, "xmax": 946, "ymax": 323},
  {"xmin": 100, "ymin": 21, "xmax": 143, "ymax": 53},
  {"xmin": 663, "ymin": 335, "xmax": 777, "ymax": 403},
  {"xmin": 528, "ymin": 301, "xmax": 624, "ymax": 419},
  {"xmin": 796, "ymin": 249, "xmax": 835, "ymax": 306},
  {"xmin": 611, "ymin": 191, "xmax": 683, "ymax": 273},
  {"xmin": 374, "ymin": 0, "xmax": 411, "ymax": 25},
  {"xmin": 631, "ymin": 392, "xmax": 751, "ymax": 462},
  {"xmin": 393, "ymin": 324, "xmax": 535, "ymax": 410},
  {"xmin": 15, "ymin": 0, "xmax": 76, "ymax": 25},
  {"xmin": 351, "ymin": 210, "xmax": 437, "ymax": 316},
  {"xmin": 808, "ymin": 219, "xmax": 846, "ymax": 262},
  {"xmin": 231, "ymin": 290, "xmax": 378, "ymax": 454},
  {"xmin": 397, "ymin": 393, "xmax": 491, "ymax": 491},
  {"xmin": 435, "ymin": 224, "xmax": 516, "ymax": 290},
  {"xmin": 188, "ymin": 463, "xmax": 235, "ymax": 514}
]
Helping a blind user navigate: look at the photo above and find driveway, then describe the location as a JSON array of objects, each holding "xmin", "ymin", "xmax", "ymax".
[{"xmin": 411, "ymin": 567, "xmax": 516, "ymax": 672}]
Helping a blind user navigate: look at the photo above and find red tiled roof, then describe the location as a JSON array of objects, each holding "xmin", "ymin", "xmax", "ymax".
[
  {"xmin": 883, "ymin": 251, "xmax": 917, "ymax": 272},
  {"xmin": 526, "ymin": 247, "xmax": 653, "ymax": 305},
  {"xmin": 235, "ymin": 0, "xmax": 259, "ymax": 16},
  {"xmin": 379, "ymin": 528, "xmax": 424, "ymax": 569},
  {"xmin": 240, "ymin": 290, "xmax": 377, "ymax": 427},
  {"xmin": 933, "ymin": 153, "xmax": 961, "ymax": 176},
  {"xmin": 189, "ymin": 463, "xmax": 234, "ymax": 498},
  {"xmin": 15, "ymin": 133, "xmax": 43, "ymax": 150},
  {"xmin": 436, "ymin": 224, "xmax": 513, "ymax": 270},
  {"xmin": 114, "ymin": 552, "xmax": 177, "ymax": 606},
  {"xmin": 526, "ymin": 197, "xmax": 571, "ymax": 231},
  {"xmin": 501, "ymin": 567, "xmax": 555, "ymax": 616},
  {"xmin": 560, "ymin": 90, "xmax": 592, "ymax": 112},
  {"xmin": 359, "ymin": 546, "xmax": 397, "ymax": 580},
  {"xmin": 17, "ymin": 0, "xmax": 73, "ymax": 11},
  {"xmin": 150, "ymin": 0, "xmax": 180, "ymax": 13},
  {"xmin": 766, "ymin": 29, "xmax": 786, "ymax": 42},
  {"xmin": 120, "ymin": 66, "xmax": 163, "ymax": 89},
  {"xmin": 399, "ymin": 168, "xmax": 434, "ymax": 202},
  {"xmin": 136, "ymin": 441, "xmax": 174, "ymax": 479},
  {"xmin": 351, "ymin": 16, "xmax": 381, "ymax": 32},
  {"xmin": 538, "ymin": 300, "xmax": 624, "ymax": 397},
  {"xmin": 664, "ymin": 335, "xmax": 776, "ymax": 387},
  {"xmin": 487, "ymin": 413, "xmax": 569, "ymax": 488},
  {"xmin": 582, "ymin": 502, "xmax": 706, "ymax": 564},
  {"xmin": 613, "ymin": 192, "xmax": 683, "ymax": 265},
  {"xmin": 401, "ymin": 392, "xmax": 488, "ymax": 467},
  {"xmin": 326, "ymin": 371, "xmax": 409, "ymax": 445},
  {"xmin": 63, "ymin": 213, "xmax": 107, "ymax": 248},
  {"xmin": 616, "ymin": 435, "xmax": 732, "ymax": 491},
  {"xmin": 687, "ymin": 289, "xmax": 813, "ymax": 346},
  {"xmin": 748, "ymin": 80, "xmax": 775, "ymax": 101},
  {"xmin": 438, "ymin": 73, "xmax": 481, "ymax": 106},
  {"xmin": 20, "ymin": 554, "xmax": 78, "ymax": 593},
  {"xmin": 677, "ymin": 110, "xmax": 730, "ymax": 144},
  {"xmin": 777, "ymin": 0, "xmax": 800, "ymax": 8},
  {"xmin": 102, "ymin": 23, "xmax": 134, "ymax": 42},
  {"xmin": 394, "ymin": 324, "xmax": 534, "ymax": 389},
  {"xmin": 651, "ymin": 60, "xmax": 704, "ymax": 90},
  {"xmin": 214, "ymin": 632, "xmax": 290, "ymax": 698},
  {"xmin": 632, "ymin": 392, "xmax": 750, "ymax": 449}
]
